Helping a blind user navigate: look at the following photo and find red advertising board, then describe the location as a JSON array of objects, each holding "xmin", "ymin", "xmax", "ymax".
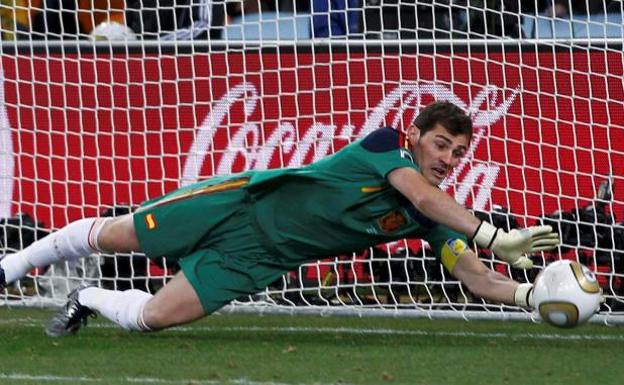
[{"xmin": 1, "ymin": 50, "xmax": 623, "ymax": 229}]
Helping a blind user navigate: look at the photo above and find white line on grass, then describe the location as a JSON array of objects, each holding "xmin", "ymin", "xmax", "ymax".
[
  {"xmin": 0, "ymin": 374, "xmax": 330, "ymax": 385},
  {"xmin": 201, "ymin": 325, "xmax": 624, "ymax": 342},
  {"xmin": 1, "ymin": 318, "xmax": 623, "ymax": 341}
]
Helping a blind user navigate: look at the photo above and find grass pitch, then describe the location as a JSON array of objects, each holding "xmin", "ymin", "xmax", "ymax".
[{"xmin": 0, "ymin": 308, "xmax": 622, "ymax": 385}]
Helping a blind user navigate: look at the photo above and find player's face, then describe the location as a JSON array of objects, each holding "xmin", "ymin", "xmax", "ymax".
[{"xmin": 409, "ymin": 123, "xmax": 470, "ymax": 185}]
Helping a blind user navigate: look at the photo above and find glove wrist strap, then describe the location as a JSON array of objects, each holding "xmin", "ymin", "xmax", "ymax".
[
  {"xmin": 472, "ymin": 221, "xmax": 499, "ymax": 249},
  {"xmin": 514, "ymin": 283, "xmax": 534, "ymax": 308}
]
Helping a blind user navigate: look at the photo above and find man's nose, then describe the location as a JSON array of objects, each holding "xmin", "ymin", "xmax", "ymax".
[{"xmin": 441, "ymin": 151, "xmax": 453, "ymax": 165}]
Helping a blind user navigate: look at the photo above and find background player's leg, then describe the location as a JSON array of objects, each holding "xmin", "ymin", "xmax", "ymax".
[{"xmin": 0, "ymin": 214, "xmax": 141, "ymax": 287}]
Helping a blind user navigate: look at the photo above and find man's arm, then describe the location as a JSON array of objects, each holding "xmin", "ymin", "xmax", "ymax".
[
  {"xmin": 388, "ymin": 166, "xmax": 559, "ymax": 269},
  {"xmin": 388, "ymin": 167, "xmax": 481, "ymax": 236},
  {"xmin": 450, "ymin": 248, "xmax": 533, "ymax": 307}
]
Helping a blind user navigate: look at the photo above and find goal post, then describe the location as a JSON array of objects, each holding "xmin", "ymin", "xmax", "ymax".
[{"xmin": 0, "ymin": 4, "xmax": 623, "ymax": 325}]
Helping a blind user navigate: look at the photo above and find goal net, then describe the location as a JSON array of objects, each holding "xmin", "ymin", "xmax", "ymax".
[{"xmin": 0, "ymin": 1, "xmax": 623, "ymax": 324}]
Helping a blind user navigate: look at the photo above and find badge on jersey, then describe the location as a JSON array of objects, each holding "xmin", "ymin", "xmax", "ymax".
[{"xmin": 377, "ymin": 210, "xmax": 408, "ymax": 233}]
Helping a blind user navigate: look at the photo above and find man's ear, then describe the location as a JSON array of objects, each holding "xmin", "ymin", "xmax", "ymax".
[{"xmin": 407, "ymin": 124, "xmax": 420, "ymax": 146}]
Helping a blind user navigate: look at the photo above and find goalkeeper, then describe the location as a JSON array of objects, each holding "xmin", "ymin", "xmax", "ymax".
[{"xmin": 0, "ymin": 101, "xmax": 558, "ymax": 336}]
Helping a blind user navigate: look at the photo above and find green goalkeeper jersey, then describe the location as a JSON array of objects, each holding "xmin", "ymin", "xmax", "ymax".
[
  {"xmin": 245, "ymin": 127, "xmax": 467, "ymax": 265},
  {"xmin": 133, "ymin": 127, "xmax": 469, "ymax": 313}
]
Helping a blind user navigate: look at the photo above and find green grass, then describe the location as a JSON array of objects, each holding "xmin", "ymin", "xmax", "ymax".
[{"xmin": 0, "ymin": 308, "xmax": 623, "ymax": 385}]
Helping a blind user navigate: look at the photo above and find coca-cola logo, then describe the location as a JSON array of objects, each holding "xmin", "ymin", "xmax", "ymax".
[
  {"xmin": 0, "ymin": 75, "xmax": 518, "ymax": 220},
  {"xmin": 181, "ymin": 81, "xmax": 519, "ymax": 210},
  {"xmin": 3, "ymin": 51, "xmax": 621, "ymax": 229}
]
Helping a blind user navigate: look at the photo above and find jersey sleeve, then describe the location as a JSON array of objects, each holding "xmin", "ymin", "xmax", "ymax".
[{"xmin": 356, "ymin": 127, "xmax": 417, "ymax": 178}]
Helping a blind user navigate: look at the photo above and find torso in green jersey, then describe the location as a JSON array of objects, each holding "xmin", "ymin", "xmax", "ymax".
[{"xmin": 244, "ymin": 127, "xmax": 466, "ymax": 263}]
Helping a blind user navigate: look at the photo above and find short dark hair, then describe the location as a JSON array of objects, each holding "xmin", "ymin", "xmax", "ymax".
[{"xmin": 412, "ymin": 101, "xmax": 473, "ymax": 139}]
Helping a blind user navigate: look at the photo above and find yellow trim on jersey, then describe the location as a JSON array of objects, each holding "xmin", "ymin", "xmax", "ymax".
[
  {"xmin": 145, "ymin": 213, "xmax": 157, "ymax": 230},
  {"xmin": 140, "ymin": 177, "xmax": 250, "ymax": 211},
  {"xmin": 361, "ymin": 186, "xmax": 384, "ymax": 193},
  {"xmin": 441, "ymin": 238, "xmax": 469, "ymax": 273}
]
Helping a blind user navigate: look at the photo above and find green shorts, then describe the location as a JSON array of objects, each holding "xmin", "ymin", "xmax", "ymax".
[{"xmin": 133, "ymin": 175, "xmax": 287, "ymax": 314}]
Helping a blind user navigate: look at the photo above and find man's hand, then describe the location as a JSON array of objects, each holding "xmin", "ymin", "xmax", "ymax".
[{"xmin": 472, "ymin": 222, "xmax": 559, "ymax": 269}]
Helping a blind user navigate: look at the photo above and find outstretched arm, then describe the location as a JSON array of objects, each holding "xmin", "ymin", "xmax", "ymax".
[
  {"xmin": 388, "ymin": 167, "xmax": 559, "ymax": 269},
  {"xmin": 450, "ymin": 248, "xmax": 533, "ymax": 307}
]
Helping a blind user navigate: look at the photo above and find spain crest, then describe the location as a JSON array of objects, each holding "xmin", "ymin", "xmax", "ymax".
[{"xmin": 377, "ymin": 210, "xmax": 407, "ymax": 233}]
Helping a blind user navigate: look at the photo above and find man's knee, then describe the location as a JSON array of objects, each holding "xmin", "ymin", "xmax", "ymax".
[
  {"xmin": 140, "ymin": 273, "xmax": 207, "ymax": 330},
  {"xmin": 98, "ymin": 215, "xmax": 141, "ymax": 253},
  {"xmin": 141, "ymin": 299, "xmax": 207, "ymax": 330},
  {"xmin": 141, "ymin": 301, "xmax": 169, "ymax": 330}
]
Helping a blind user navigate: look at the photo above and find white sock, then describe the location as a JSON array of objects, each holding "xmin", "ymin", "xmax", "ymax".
[
  {"xmin": 79, "ymin": 287, "xmax": 153, "ymax": 331},
  {"xmin": 0, "ymin": 218, "xmax": 107, "ymax": 283},
  {"xmin": 0, "ymin": 254, "xmax": 32, "ymax": 284}
]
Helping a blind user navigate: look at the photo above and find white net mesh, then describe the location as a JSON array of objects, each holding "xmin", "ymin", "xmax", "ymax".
[{"xmin": 0, "ymin": 1, "xmax": 623, "ymax": 324}]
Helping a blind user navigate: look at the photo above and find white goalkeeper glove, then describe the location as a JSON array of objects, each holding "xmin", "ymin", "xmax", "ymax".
[
  {"xmin": 472, "ymin": 222, "xmax": 559, "ymax": 269},
  {"xmin": 514, "ymin": 283, "xmax": 534, "ymax": 308}
]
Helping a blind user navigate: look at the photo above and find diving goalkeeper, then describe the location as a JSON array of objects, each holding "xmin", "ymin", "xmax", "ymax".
[{"xmin": 0, "ymin": 101, "xmax": 558, "ymax": 336}]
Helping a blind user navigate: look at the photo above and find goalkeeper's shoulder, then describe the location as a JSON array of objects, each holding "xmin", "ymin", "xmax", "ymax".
[{"xmin": 358, "ymin": 127, "xmax": 406, "ymax": 153}]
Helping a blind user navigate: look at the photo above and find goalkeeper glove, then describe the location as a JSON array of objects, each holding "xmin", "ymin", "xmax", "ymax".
[
  {"xmin": 514, "ymin": 283, "xmax": 534, "ymax": 308},
  {"xmin": 472, "ymin": 222, "xmax": 559, "ymax": 269}
]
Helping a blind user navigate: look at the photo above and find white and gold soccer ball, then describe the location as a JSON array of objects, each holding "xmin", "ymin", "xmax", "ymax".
[{"xmin": 533, "ymin": 260, "xmax": 602, "ymax": 328}]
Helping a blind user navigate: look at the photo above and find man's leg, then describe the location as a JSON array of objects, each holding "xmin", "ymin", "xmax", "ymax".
[
  {"xmin": 0, "ymin": 214, "xmax": 140, "ymax": 288},
  {"xmin": 84, "ymin": 270, "xmax": 205, "ymax": 330},
  {"xmin": 47, "ymin": 270, "xmax": 205, "ymax": 336}
]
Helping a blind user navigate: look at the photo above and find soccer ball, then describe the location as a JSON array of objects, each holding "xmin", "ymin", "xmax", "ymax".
[
  {"xmin": 90, "ymin": 22, "xmax": 137, "ymax": 41},
  {"xmin": 532, "ymin": 260, "xmax": 602, "ymax": 328}
]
